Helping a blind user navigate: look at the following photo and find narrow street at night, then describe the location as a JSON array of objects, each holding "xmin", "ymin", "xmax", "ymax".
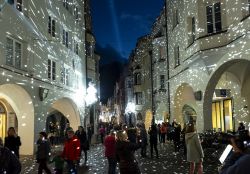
[
  {"xmin": 1, "ymin": 0, "xmax": 250, "ymax": 173},
  {"xmin": 20, "ymin": 142, "xmax": 220, "ymax": 174}
]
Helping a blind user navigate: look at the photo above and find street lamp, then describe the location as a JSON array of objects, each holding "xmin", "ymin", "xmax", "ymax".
[{"xmin": 85, "ymin": 82, "xmax": 97, "ymax": 106}]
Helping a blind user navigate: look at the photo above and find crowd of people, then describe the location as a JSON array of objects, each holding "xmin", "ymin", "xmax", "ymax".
[
  {"xmin": 1, "ymin": 121, "xmax": 250, "ymax": 174},
  {"xmin": 101, "ymin": 120, "xmax": 203, "ymax": 174}
]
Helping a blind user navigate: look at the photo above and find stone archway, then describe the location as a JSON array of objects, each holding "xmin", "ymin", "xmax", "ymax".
[
  {"xmin": 173, "ymin": 83, "xmax": 197, "ymax": 126},
  {"xmin": 203, "ymin": 59, "xmax": 250, "ymax": 131},
  {"xmin": 50, "ymin": 98, "xmax": 81, "ymax": 131},
  {"xmin": 0, "ymin": 84, "xmax": 34, "ymax": 155}
]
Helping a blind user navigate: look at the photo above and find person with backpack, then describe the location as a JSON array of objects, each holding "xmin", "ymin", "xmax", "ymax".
[{"xmin": 0, "ymin": 137, "xmax": 21, "ymax": 174}]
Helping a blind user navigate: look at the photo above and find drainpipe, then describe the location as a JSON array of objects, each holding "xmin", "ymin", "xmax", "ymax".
[
  {"xmin": 149, "ymin": 50, "xmax": 155, "ymax": 125},
  {"xmin": 165, "ymin": 1, "xmax": 171, "ymax": 120}
]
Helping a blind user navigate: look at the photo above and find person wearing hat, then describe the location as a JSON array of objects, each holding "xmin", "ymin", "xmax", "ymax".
[
  {"xmin": 36, "ymin": 131, "xmax": 52, "ymax": 174},
  {"xmin": 62, "ymin": 127, "xmax": 81, "ymax": 173}
]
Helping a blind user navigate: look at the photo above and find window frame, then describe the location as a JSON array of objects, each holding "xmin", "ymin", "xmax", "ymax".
[
  {"xmin": 206, "ymin": 2, "xmax": 222, "ymax": 34},
  {"xmin": 160, "ymin": 75, "xmax": 165, "ymax": 89},
  {"xmin": 47, "ymin": 58, "xmax": 56, "ymax": 81},
  {"xmin": 135, "ymin": 92, "xmax": 143, "ymax": 105},
  {"xmin": 48, "ymin": 16, "xmax": 56, "ymax": 37},
  {"xmin": 174, "ymin": 46, "xmax": 180, "ymax": 67},
  {"xmin": 16, "ymin": 0, "xmax": 23, "ymax": 12},
  {"xmin": 5, "ymin": 37, "xmax": 22, "ymax": 69}
]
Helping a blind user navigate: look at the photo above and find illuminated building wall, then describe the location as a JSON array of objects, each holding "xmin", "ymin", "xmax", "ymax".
[
  {"xmin": 151, "ymin": 8, "xmax": 169, "ymax": 123},
  {"xmin": 131, "ymin": 35, "xmax": 153, "ymax": 125},
  {"xmin": 166, "ymin": 0, "xmax": 250, "ymax": 131},
  {"xmin": 0, "ymin": 0, "xmax": 86, "ymax": 154}
]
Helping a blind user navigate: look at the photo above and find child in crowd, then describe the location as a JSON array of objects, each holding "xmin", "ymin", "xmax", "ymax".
[{"xmin": 50, "ymin": 151, "xmax": 64, "ymax": 174}]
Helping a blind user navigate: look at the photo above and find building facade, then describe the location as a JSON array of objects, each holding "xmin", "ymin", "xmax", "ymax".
[
  {"xmin": 166, "ymin": 0, "xmax": 250, "ymax": 132},
  {"xmin": 84, "ymin": 0, "xmax": 100, "ymax": 139},
  {"xmin": 0, "ymin": 0, "xmax": 87, "ymax": 155},
  {"xmin": 124, "ymin": 0, "xmax": 250, "ymax": 133},
  {"xmin": 128, "ymin": 36, "xmax": 153, "ymax": 129},
  {"xmin": 151, "ymin": 8, "xmax": 169, "ymax": 124}
]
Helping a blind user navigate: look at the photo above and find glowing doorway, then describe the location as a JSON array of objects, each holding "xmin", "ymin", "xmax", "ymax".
[
  {"xmin": 0, "ymin": 103, "xmax": 6, "ymax": 141},
  {"xmin": 212, "ymin": 99, "xmax": 233, "ymax": 132}
]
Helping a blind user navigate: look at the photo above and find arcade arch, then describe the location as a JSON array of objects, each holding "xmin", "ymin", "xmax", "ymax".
[
  {"xmin": 173, "ymin": 83, "xmax": 197, "ymax": 126},
  {"xmin": 0, "ymin": 84, "xmax": 34, "ymax": 155},
  {"xmin": 50, "ymin": 98, "xmax": 81, "ymax": 131},
  {"xmin": 203, "ymin": 60, "xmax": 250, "ymax": 131}
]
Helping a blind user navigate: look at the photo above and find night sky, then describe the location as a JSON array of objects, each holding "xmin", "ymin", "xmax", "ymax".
[{"xmin": 91, "ymin": 0, "xmax": 165, "ymax": 103}]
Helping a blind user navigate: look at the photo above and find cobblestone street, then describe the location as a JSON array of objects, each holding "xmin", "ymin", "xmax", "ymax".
[{"xmin": 21, "ymin": 142, "xmax": 220, "ymax": 174}]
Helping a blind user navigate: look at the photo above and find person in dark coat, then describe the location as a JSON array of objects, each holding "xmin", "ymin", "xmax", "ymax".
[
  {"xmin": 127, "ymin": 127, "xmax": 137, "ymax": 143},
  {"xmin": 219, "ymin": 137, "xmax": 250, "ymax": 174},
  {"xmin": 0, "ymin": 137, "xmax": 21, "ymax": 174},
  {"xmin": 87, "ymin": 124, "xmax": 93, "ymax": 146},
  {"xmin": 75, "ymin": 126, "xmax": 89, "ymax": 165},
  {"xmin": 148, "ymin": 124, "xmax": 159, "ymax": 158},
  {"xmin": 116, "ymin": 130, "xmax": 141, "ymax": 174},
  {"xmin": 4, "ymin": 127, "xmax": 21, "ymax": 158},
  {"xmin": 36, "ymin": 132, "xmax": 52, "ymax": 174},
  {"xmin": 173, "ymin": 123, "xmax": 181, "ymax": 154},
  {"xmin": 138, "ymin": 124, "xmax": 148, "ymax": 157}
]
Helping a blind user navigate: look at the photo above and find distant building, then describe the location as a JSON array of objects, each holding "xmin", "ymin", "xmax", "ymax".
[
  {"xmin": 127, "ymin": 35, "xmax": 153, "ymax": 129},
  {"xmin": 84, "ymin": 0, "xmax": 100, "ymax": 140}
]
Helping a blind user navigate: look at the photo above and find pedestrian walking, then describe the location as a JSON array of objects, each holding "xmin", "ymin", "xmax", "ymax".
[
  {"xmin": 62, "ymin": 127, "xmax": 81, "ymax": 174},
  {"xmin": 87, "ymin": 124, "xmax": 93, "ymax": 146},
  {"xmin": 4, "ymin": 127, "xmax": 21, "ymax": 158},
  {"xmin": 36, "ymin": 132, "xmax": 52, "ymax": 174},
  {"xmin": 160, "ymin": 123, "xmax": 167, "ymax": 143},
  {"xmin": 0, "ymin": 137, "xmax": 21, "ymax": 174},
  {"xmin": 75, "ymin": 126, "xmax": 89, "ymax": 165},
  {"xmin": 116, "ymin": 130, "xmax": 141, "ymax": 174},
  {"xmin": 49, "ymin": 151, "xmax": 64, "ymax": 174},
  {"xmin": 104, "ymin": 130, "xmax": 117, "ymax": 174},
  {"xmin": 173, "ymin": 123, "xmax": 181, "ymax": 154},
  {"xmin": 99, "ymin": 125, "xmax": 106, "ymax": 144},
  {"xmin": 185, "ymin": 123, "xmax": 204, "ymax": 174},
  {"xmin": 157, "ymin": 124, "xmax": 161, "ymax": 143},
  {"xmin": 138, "ymin": 123, "xmax": 148, "ymax": 158},
  {"xmin": 148, "ymin": 124, "xmax": 159, "ymax": 159}
]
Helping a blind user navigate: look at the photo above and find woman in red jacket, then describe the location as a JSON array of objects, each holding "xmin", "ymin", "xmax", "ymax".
[
  {"xmin": 62, "ymin": 128, "xmax": 81, "ymax": 174},
  {"xmin": 104, "ymin": 131, "xmax": 117, "ymax": 174}
]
